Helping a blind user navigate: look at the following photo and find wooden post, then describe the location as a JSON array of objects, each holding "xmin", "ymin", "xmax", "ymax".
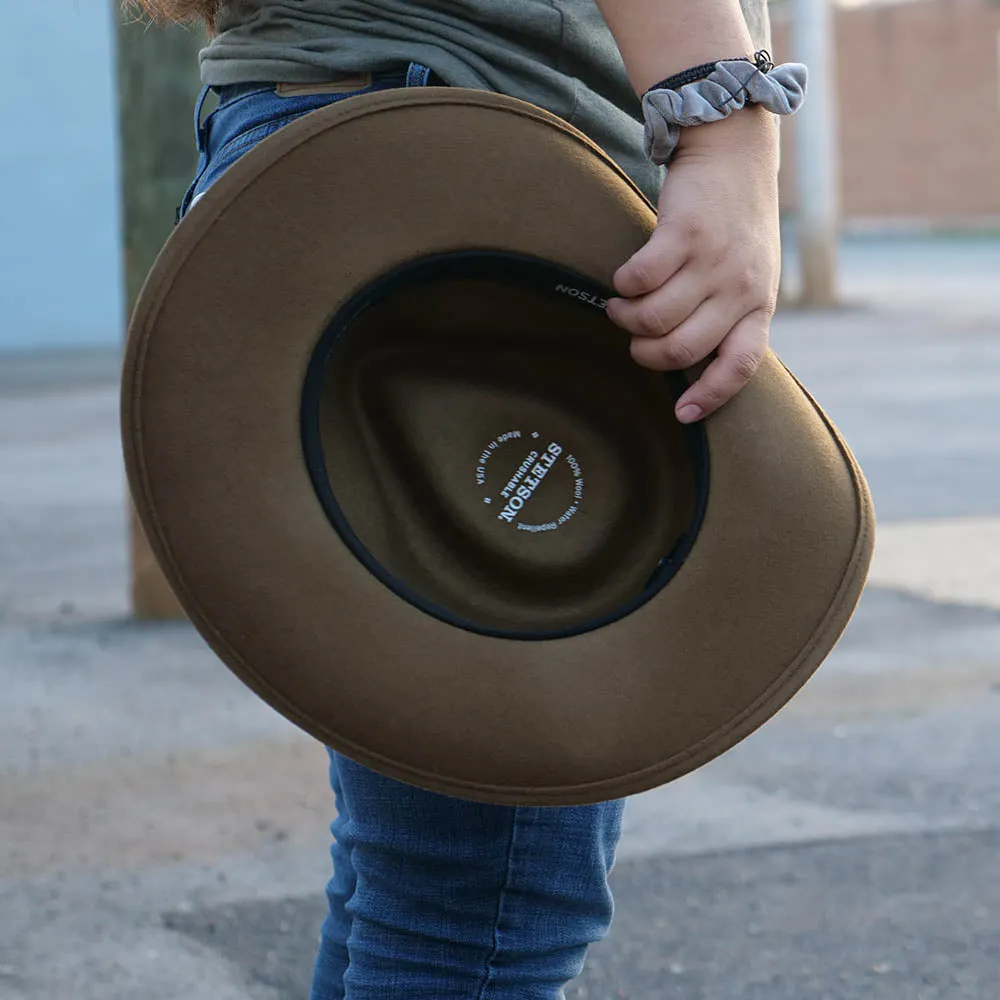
[
  {"xmin": 792, "ymin": 0, "xmax": 840, "ymax": 306},
  {"xmin": 115, "ymin": 6, "xmax": 206, "ymax": 618}
]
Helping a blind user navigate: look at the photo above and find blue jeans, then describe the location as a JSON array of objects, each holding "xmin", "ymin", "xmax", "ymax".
[
  {"xmin": 179, "ymin": 62, "xmax": 440, "ymax": 216},
  {"xmin": 179, "ymin": 64, "xmax": 625, "ymax": 999},
  {"xmin": 317, "ymin": 753, "xmax": 623, "ymax": 999}
]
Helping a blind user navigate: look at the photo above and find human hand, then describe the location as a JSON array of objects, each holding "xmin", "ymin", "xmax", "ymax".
[{"xmin": 606, "ymin": 106, "xmax": 781, "ymax": 424}]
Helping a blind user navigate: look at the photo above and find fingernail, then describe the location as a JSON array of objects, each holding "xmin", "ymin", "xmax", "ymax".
[{"xmin": 676, "ymin": 404, "xmax": 703, "ymax": 424}]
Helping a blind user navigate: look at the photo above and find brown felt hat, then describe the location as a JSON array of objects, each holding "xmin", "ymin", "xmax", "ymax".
[{"xmin": 122, "ymin": 87, "xmax": 874, "ymax": 805}]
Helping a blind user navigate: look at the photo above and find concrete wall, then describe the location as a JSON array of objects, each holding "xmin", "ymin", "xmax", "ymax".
[
  {"xmin": 3, "ymin": 0, "xmax": 998, "ymax": 353},
  {"xmin": 0, "ymin": 1, "xmax": 123, "ymax": 353},
  {"xmin": 773, "ymin": 0, "xmax": 1000, "ymax": 225}
]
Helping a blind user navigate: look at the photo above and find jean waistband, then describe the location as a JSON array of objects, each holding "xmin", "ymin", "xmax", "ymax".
[{"xmin": 192, "ymin": 63, "xmax": 445, "ymax": 161}]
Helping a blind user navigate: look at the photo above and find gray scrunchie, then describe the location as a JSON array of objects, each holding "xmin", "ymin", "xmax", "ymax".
[{"xmin": 642, "ymin": 59, "xmax": 808, "ymax": 166}]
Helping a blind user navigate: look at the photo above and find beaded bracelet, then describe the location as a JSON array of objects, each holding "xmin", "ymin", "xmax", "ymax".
[{"xmin": 641, "ymin": 49, "xmax": 808, "ymax": 166}]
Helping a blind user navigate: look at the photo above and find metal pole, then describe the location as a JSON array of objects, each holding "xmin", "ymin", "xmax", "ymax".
[
  {"xmin": 114, "ymin": 5, "xmax": 205, "ymax": 618},
  {"xmin": 792, "ymin": 0, "xmax": 840, "ymax": 306}
]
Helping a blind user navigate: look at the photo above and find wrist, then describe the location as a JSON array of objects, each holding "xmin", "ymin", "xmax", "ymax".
[
  {"xmin": 674, "ymin": 104, "xmax": 779, "ymax": 157},
  {"xmin": 641, "ymin": 54, "xmax": 805, "ymax": 167}
]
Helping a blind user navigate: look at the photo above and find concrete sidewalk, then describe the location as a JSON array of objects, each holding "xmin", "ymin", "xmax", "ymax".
[{"xmin": 2, "ymin": 297, "xmax": 1000, "ymax": 999}]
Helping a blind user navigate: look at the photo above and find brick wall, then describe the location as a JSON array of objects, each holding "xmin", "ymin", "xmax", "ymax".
[{"xmin": 772, "ymin": 0, "xmax": 1000, "ymax": 224}]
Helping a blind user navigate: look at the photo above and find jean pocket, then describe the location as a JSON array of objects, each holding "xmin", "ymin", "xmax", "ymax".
[
  {"xmin": 181, "ymin": 94, "xmax": 353, "ymax": 216},
  {"xmin": 179, "ymin": 65, "xmax": 435, "ymax": 220}
]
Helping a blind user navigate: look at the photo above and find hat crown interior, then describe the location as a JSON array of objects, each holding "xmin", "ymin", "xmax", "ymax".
[{"xmin": 306, "ymin": 253, "xmax": 707, "ymax": 636}]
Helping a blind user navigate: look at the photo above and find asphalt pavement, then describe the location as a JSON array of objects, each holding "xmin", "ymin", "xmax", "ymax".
[{"xmin": 2, "ymin": 243, "xmax": 1000, "ymax": 999}]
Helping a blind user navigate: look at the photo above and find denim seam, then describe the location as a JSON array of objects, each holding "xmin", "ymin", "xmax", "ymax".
[
  {"xmin": 210, "ymin": 113, "xmax": 302, "ymax": 165},
  {"xmin": 473, "ymin": 807, "xmax": 521, "ymax": 1000}
]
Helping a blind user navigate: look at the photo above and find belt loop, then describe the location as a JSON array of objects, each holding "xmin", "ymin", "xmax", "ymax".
[
  {"xmin": 194, "ymin": 84, "xmax": 213, "ymax": 152},
  {"xmin": 405, "ymin": 62, "xmax": 432, "ymax": 88}
]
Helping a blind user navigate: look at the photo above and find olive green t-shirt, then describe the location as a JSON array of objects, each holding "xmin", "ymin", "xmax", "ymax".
[{"xmin": 201, "ymin": 0, "xmax": 769, "ymax": 203}]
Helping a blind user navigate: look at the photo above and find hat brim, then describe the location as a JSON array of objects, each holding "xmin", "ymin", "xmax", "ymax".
[{"xmin": 122, "ymin": 88, "xmax": 874, "ymax": 805}]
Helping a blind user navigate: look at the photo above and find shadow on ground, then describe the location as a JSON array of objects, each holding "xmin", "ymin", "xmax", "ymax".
[{"xmin": 165, "ymin": 827, "xmax": 1000, "ymax": 1000}]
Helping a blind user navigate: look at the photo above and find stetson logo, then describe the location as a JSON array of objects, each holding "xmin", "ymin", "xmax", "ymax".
[
  {"xmin": 475, "ymin": 430, "xmax": 584, "ymax": 534},
  {"xmin": 554, "ymin": 284, "xmax": 608, "ymax": 310},
  {"xmin": 497, "ymin": 444, "xmax": 563, "ymax": 522}
]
